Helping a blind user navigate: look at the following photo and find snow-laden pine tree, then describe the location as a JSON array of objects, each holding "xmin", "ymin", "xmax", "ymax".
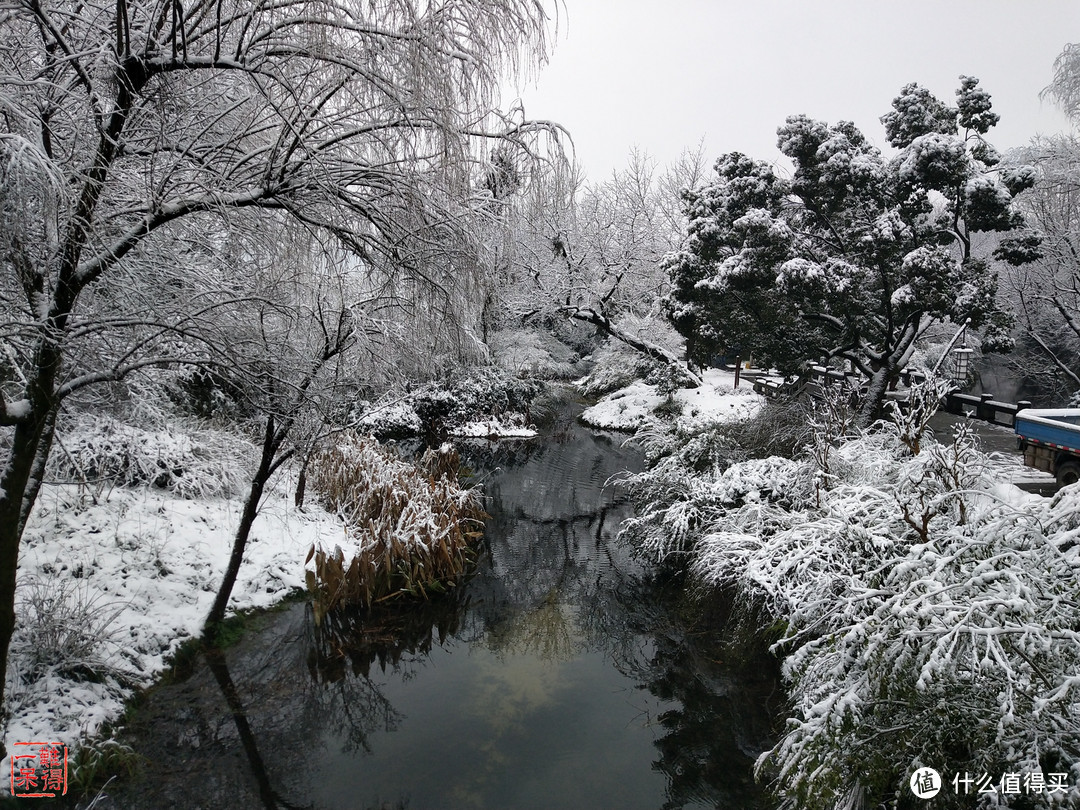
[{"xmin": 664, "ymin": 77, "xmax": 1041, "ymax": 422}]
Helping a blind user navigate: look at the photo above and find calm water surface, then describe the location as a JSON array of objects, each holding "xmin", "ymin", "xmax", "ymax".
[{"xmin": 107, "ymin": 402, "xmax": 780, "ymax": 810}]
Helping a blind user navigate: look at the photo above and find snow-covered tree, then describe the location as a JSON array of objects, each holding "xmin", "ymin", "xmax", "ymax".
[
  {"xmin": 197, "ymin": 221, "xmax": 370, "ymax": 634},
  {"xmin": 0, "ymin": 0, "xmax": 559, "ymax": 757},
  {"xmin": 494, "ymin": 147, "xmax": 708, "ymax": 379},
  {"xmin": 664, "ymin": 77, "xmax": 1040, "ymax": 421},
  {"xmin": 1044, "ymin": 41, "xmax": 1080, "ymax": 125},
  {"xmin": 1000, "ymin": 136, "xmax": 1080, "ymax": 401}
]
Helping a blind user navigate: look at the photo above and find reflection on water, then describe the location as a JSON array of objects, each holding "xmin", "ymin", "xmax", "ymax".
[{"xmin": 104, "ymin": 401, "xmax": 780, "ymax": 810}]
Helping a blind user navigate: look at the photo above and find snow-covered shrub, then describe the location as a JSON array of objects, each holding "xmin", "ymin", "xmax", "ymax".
[
  {"xmin": 758, "ymin": 487, "xmax": 1080, "ymax": 809},
  {"xmin": 577, "ymin": 315, "xmax": 681, "ymax": 398},
  {"xmin": 624, "ymin": 401, "xmax": 1080, "ymax": 808},
  {"xmin": 887, "ymin": 373, "xmax": 955, "ymax": 456},
  {"xmin": 11, "ymin": 577, "xmax": 124, "ymax": 686},
  {"xmin": 488, "ymin": 327, "xmax": 582, "ymax": 379},
  {"xmin": 305, "ymin": 435, "xmax": 486, "ymax": 615},
  {"xmin": 623, "ymin": 448, "xmax": 815, "ymax": 564},
  {"xmin": 710, "ymin": 394, "xmax": 816, "ymax": 461},
  {"xmin": 352, "ymin": 397, "xmax": 424, "ymax": 440},
  {"xmin": 351, "ymin": 366, "xmax": 543, "ymax": 440},
  {"xmin": 579, "ymin": 339, "xmax": 658, "ymax": 399},
  {"xmin": 50, "ymin": 417, "xmax": 248, "ymax": 498},
  {"xmin": 620, "ymin": 413, "xmax": 809, "ymax": 563},
  {"xmin": 440, "ymin": 365, "xmax": 543, "ymax": 422},
  {"xmin": 645, "ymin": 361, "xmax": 685, "ymax": 401},
  {"xmin": 619, "ymin": 392, "xmax": 826, "ymax": 563}
]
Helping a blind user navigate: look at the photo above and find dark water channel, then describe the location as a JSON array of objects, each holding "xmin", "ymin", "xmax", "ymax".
[{"xmin": 106, "ymin": 400, "xmax": 780, "ymax": 810}]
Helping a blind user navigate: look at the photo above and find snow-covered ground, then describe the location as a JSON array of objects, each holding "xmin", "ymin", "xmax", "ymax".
[
  {"xmin": 2, "ymin": 471, "xmax": 342, "ymax": 788},
  {"xmin": 450, "ymin": 416, "xmax": 537, "ymax": 439},
  {"xmin": 580, "ymin": 367, "xmax": 761, "ymax": 431}
]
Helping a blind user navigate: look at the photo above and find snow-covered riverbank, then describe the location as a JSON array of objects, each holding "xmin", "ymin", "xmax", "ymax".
[
  {"xmin": 2, "ymin": 470, "xmax": 340, "ymax": 786},
  {"xmin": 580, "ymin": 367, "xmax": 761, "ymax": 431},
  {"xmin": 1, "ymin": 408, "xmax": 537, "ymax": 793}
]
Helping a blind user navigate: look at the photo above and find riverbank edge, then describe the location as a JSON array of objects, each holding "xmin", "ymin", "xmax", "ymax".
[{"xmin": 1, "ymin": 407, "xmax": 550, "ymax": 801}]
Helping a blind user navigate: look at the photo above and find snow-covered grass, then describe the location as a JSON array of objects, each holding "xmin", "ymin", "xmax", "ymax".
[
  {"xmin": 49, "ymin": 415, "xmax": 247, "ymax": 499},
  {"xmin": 305, "ymin": 436, "xmax": 486, "ymax": 613},
  {"xmin": 2, "ymin": 435, "xmax": 345, "ymax": 793},
  {"xmin": 580, "ymin": 367, "xmax": 760, "ymax": 432},
  {"xmin": 621, "ymin": 393, "xmax": 1080, "ymax": 809},
  {"xmin": 580, "ymin": 379, "xmax": 662, "ymax": 431}
]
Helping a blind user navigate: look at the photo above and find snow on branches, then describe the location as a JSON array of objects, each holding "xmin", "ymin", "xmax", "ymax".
[
  {"xmin": 621, "ymin": 395, "xmax": 1080, "ymax": 808},
  {"xmin": 664, "ymin": 77, "xmax": 1041, "ymax": 423}
]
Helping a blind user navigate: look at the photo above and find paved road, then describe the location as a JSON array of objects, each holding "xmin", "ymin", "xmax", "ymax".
[
  {"xmin": 928, "ymin": 410, "xmax": 1057, "ymax": 496},
  {"xmin": 927, "ymin": 411, "xmax": 1018, "ymax": 454}
]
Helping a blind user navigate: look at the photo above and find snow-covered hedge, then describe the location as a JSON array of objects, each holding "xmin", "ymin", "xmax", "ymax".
[
  {"xmin": 622, "ymin": 407, "xmax": 1080, "ymax": 808},
  {"xmin": 351, "ymin": 366, "xmax": 542, "ymax": 440}
]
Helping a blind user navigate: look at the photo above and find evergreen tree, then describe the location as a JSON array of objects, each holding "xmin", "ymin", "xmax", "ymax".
[{"xmin": 664, "ymin": 77, "xmax": 1040, "ymax": 421}]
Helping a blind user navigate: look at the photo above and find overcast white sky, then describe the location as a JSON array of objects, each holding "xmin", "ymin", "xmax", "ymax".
[{"xmin": 510, "ymin": 1, "xmax": 1080, "ymax": 181}]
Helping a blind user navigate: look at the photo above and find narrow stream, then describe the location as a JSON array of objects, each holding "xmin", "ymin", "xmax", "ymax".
[{"xmin": 104, "ymin": 401, "xmax": 780, "ymax": 810}]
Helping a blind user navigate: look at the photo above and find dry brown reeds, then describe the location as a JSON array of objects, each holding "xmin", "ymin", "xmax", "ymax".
[{"xmin": 304, "ymin": 435, "xmax": 486, "ymax": 619}]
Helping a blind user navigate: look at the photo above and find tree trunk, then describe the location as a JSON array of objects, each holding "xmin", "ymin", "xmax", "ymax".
[
  {"xmin": 566, "ymin": 307, "xmax": 702, "ymax": 387},
  {"xmin": 855, "ymin": 318, "xmax": 922, "ymax": 427},
  {"xmin": 0, "ymin": 487, "xmax": 23, "ymax": 765},
  {"xmin": 857, "ymin": 364, "xmax": 898, "ymax": 427},
  {"xmin": 204, "ymin": 417, "xmax": 279, "ymax": 636},
  {"xmin": 0, "ymin": 405, "xmax": 59, "ymax": 762},
  {"xmin": 0, "ymin": 66, "xmax": 140, "ymax": 752}
]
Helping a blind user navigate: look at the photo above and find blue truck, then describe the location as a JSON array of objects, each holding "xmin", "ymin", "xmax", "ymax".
[{"xmin": 1014, "ymin": 408, "xmax": 1080, "ymax": 486}]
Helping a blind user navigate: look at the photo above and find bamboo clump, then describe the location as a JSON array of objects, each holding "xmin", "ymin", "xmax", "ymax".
[{"xmin": 305, "ymin": 435, "xmax": 486, "ymax": 619}]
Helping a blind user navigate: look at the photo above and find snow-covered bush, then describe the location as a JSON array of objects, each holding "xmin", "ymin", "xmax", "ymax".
[
  {"xmin": 10, "ymin": 577, "xmax": 124, "ymax": 686},
  {"xmin": 49, "ymin": 417, "xmax": 248, "ymax": 499},
  {"xmin": 352, "ymin": 398, "xmax": 424, "ymax": 440},
  {"xmin": 305, "ymin": 435, "xmax": 486, "ymax": 615},
  {"xmin": 623, "ymin": 403, "xmax": 1080, "ymax": 808},
  {"xmin": 623, "ymin": 448, "xmax": 814, "ymax": 564},
  {"xmin": 717, "ymin": 395, "xmax": 819, "ymax": 462},
  {"xmin": 413, "ymin": 366, "xmax": 541, "ymax": 427},
  {"xmin": 351, "ymin": 366, "xmax": 543, "ymax": 440},
  {"xmin": 619, "ymin": 411, "xmax": 807, "ymax": 563},
  {"xmin": 577, "ymin": 315, "xmax": 681, "ymax": 399},
  {"xmin": 579, "ymin": 339, "xmax": 658, "ymax": 399},
  {"xmin": 757, "ymin": 483, "xmax": 1080, "ymax": 809}
]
